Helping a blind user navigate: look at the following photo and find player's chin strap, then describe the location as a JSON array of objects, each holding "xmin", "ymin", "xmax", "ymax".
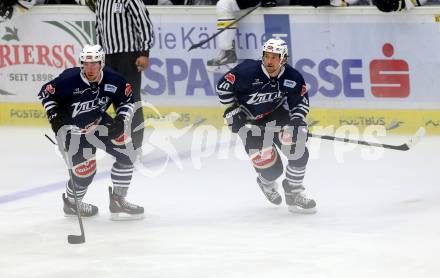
[{"xmin": 277, "ymin": 62, "xmax": 286, "ymax": 74}]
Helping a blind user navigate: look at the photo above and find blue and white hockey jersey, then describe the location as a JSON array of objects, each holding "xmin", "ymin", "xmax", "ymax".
[
  {"xmin": 216, "ymin": 59, "xmax": 309, "ymax": 121},
  {"xmin": 37, "ymin": 67, "xmax": 134, "ymax": 130}
]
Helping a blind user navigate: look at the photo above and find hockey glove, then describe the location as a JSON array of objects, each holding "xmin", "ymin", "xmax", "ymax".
[
  {"xmin": 223, "ymin": 105, "xmax": 247, "ymax": 134},
  {"xmin": 107, "ymin": 115, "xmax": 125, "ymax": 139},
  {"xmin": 48, "ymin": 112, "xmax": 64, "ymax": 135},
  {"xmin": 290, "ymin": 117, "xmax": 308, "ymax": 138},
  {"xmin": 0, "ymin": 1, "xmax": 14, "ymax": 21},
  {"xmin": 261, "ymin": 0, "xmax": 277, "ymax": 7},
  {"xmin": 280, "ymin": 117, "xmax": 308, "ymax": 145}
]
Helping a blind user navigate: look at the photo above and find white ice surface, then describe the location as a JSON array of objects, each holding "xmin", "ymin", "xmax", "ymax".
[{"xmin": 0, "ymin": 126, "xmax": 439, "ymax": 278}]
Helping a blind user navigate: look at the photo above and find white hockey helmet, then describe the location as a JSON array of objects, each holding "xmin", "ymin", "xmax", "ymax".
[
  {"xmin": 80, "ymin": 44, "xmax": 105, "ymax": 67},
  {"xmin": 262, "ymin": 38, "xmax": 288, "ymax": 63}
]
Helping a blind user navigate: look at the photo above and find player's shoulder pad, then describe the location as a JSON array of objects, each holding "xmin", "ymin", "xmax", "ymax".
[
  {"xmin": 234, "ymin": 59, "xmax": 260, "ymax": 72},
  {"xmin": 283, "ymin": 64, "xmax": 304, "ymax": 82},
  {"xmin": 228, "ymin": 59, "xmax": 261, "ymax": 79},
  {"xmin": 58, "ymin": 67, "xmax": 81, "ymax": 81},
  {"xmin": 102, "ymin": 66, "xmax": 127, "ymax": 85},
  {"xmin": 102, "ymin": 67, "xmax": 132, "ymax": 97},
  {"xmin": 43, "ymin": 67, "xmax": 80, "ymax": 91}
]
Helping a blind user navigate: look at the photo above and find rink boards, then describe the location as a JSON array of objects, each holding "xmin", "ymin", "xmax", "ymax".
[{"xmin": 1, "ymin": 103, "xmax": 439, "ymax": 135}]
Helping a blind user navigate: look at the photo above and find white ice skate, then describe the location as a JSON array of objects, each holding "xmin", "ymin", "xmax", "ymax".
[
  {"xmin": 109, "ymin": 187, "xmax": 144, "ymax": 221},
  {"xmin": 256, "ymin": 177, "xmax": 282, "ymax": 205},
  {"xmin": 206, "ymin": 49, "xmax": 238, "ymax": 73},
  {"xmin": 282, "ymin": 180, "xmax": 316, "ymax": 214}
]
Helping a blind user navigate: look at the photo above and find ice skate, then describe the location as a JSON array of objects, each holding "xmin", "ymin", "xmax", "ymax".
[
  {"xmin": 62, "ymin": 193, "xmax": 98, "ymax": 217},
  {"xmin": 109, "ymin": 187, "xmax": 144, "ymax": 221},
  {"xmin": 282, "ymin": 180, "xmax": 316, "ymax": 214},
  {"xmin": 257, "ymin": 176, "xmax": 282, "ymax": 205},
  {"xmin": 207, "ymin": 49, "xmax": 238, "ymax": 73}
]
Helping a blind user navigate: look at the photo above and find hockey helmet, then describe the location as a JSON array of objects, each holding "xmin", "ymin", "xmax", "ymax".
[
  {"xmin": 262, "ymin": 38, "xmax": 288, "ymax": 63},
  {"xmin": 80, "ymin": 44, "xmax": 105, "ymax": 67},
  {"xmin": 374, "ymin": 0, "xmax": 404, "ymax": 12}
]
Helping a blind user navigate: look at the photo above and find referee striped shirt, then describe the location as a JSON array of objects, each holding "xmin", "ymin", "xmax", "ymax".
[{"xmin": 96, "ymin": 0, "xmax": 154, "ymax": 56}]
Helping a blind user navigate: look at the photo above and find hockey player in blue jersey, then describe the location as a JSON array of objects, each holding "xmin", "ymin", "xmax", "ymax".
[
  {"xmin": 38, "ymin": 44, "xmax": 144, "ymax": 220},
  {"xmin": 216, "ymin": 38, "xmax": 316, "ymax": 214}
]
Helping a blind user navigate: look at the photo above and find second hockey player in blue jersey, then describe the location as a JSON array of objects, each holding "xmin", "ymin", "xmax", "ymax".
[
  {"xmin": 38, "ymin": 44, "xmax": 144, "ymax": 220},
  {"xmin": 216, "ymin": 38, "xmax": 316, "ymax": 214}
]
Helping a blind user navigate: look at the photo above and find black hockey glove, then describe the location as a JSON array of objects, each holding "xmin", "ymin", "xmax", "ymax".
[
  {"xmin": 261, "ymin": 0, "xmax": 277, "ymax": 7},
  {"xmin": 107, "ymin": 115, "xmax": 125, "ymax": 139},
  {"xmin": 280, "ymin": 117, "xmax": 308, "ymax": 144},
  {"xmin": 223, "ymin": 105, "xmax": 247, "ymax": 134},
  {"xmin": 291, "ymin": 117, "xmax": 308, "ymax": 140},
  {"xmin": 0, "ymin": 1, "xmax": 15, "ymax": 21},
  {"xmin": 48, "ymin": 112, "xmax": 64, "ymax": 135},
  {"xmin": 86, "ymin": 0, "xmax": 96, "ymax": 12}
]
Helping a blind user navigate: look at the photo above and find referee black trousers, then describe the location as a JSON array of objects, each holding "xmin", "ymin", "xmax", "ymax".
[{"xmin": 106, "ymin": 52, "xmax": 145, "ymax": 152}]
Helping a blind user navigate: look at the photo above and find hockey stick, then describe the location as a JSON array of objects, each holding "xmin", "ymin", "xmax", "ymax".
[
  {"xmin": 45, "ymin": 134, "xmax": 57, "ymax": 145},
  {"xmin": 245, "ymin": 125, "xmax": 426, "ymax": 151},
  {"xmin": 188, "ymin": 4, "xmax": 261, "ymax": 51},
  {"xmin": 46, "ymin": 130, "xmax": 86, "ymax": 244}
]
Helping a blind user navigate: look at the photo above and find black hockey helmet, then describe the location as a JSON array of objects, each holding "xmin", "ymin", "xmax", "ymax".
[{"xmin": 373, "ymin": 0, "xmax": 405, "ymax": 12}]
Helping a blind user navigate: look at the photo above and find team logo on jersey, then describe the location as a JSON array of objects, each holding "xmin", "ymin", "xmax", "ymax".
[
  {"xmin": 71, "ymin": 96, "xmax": 110, "ymax": 118},
  {"xmin": 73, "ymin": 87, "xmax": 99, "ymax": 95},
  {"xmin": 104, "ymin": 84, "xmax": 117, "ymax": 93},
  {"xmin": 252, "ymin": 79, "xmax": 263, "ymax": 86},
  {"xmin": 225, "ymin": 73, "xmax": 236, "ymax": 84},
  {"xmin": 73, "ymin": 88, "xmax": 82, "ymax": 95},
  {"xmin": 246, "ymin": 91, "xmax": 283, "ymax": 105},
  {"xmin": 45, "ymin": 84, "xmax": 55, "ymax": 95},
  {"xmin": 125, "ymin": 83, "xmax": 133, "ymax": 97},
  {"xmin": 283, "ymin": 79, "xmax": 297, "ymax": 88}
]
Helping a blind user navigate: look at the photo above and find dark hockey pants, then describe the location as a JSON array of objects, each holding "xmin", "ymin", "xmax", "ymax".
[{"xmin": 106, "ymin": 52, "xmax": 145, "ymax": 151}]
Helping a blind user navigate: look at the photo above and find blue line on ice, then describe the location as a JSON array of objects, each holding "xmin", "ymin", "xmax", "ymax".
[{"xmin": 0, "ymin": 149, "xmax": 198, "ymax": 204}]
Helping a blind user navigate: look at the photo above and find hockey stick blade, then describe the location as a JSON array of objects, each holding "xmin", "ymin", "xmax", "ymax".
[
  {"xmin": 67, "ymin": 234, "xmax": 85, "ymax": 244},
  {"xmin": 365, "ymin": 127, "xmax": 425, "ymax": 151},
  {"xmin": 400, "ymin": 127, "xmax": 426, "ymax": 150}
]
